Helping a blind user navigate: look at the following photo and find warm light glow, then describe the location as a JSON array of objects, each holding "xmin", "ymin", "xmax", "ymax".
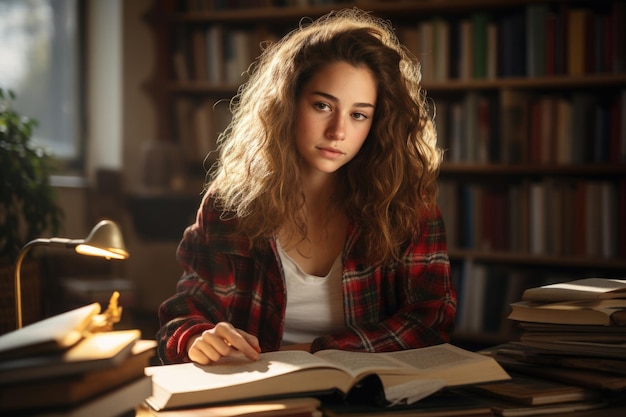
[
  {"xmin": 92, "ymin": 332, "xmax": 126, "ymax": 351},
  {"xmin": 556, "ymin": 283, "xmax": 607, "ymax": 294},
  {"xmin": 75, "ymin": 244, "xmax": 127, "ymax": 259}
]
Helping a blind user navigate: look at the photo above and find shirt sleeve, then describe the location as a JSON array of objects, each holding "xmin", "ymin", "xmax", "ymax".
[
  {"xmin": 155, "ymin": 273, "xmax": 223, "ymax": 364},
  {"xmin": 310, "ymin": 206, "xmax": 457, "ymax": 353},
  {"xmin": 155, "ymin": 196, "xmax": 227, "ymax": 364},
  {"xmin": 155, "ymin": 193, "xmax": 286, "ymax": 364}
]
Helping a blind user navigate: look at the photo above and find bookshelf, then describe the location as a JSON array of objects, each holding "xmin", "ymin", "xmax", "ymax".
[{"xmin": 149, "ymin": 0, "xmax": 626, "ymax": 347}]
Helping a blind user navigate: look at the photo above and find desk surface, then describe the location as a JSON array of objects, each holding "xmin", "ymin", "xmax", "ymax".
[{"xmin": 136, "ymin": 401, "xmax": 626, "ymax": 417}]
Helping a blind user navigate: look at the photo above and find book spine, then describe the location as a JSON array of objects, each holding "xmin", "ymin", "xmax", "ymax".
[{"xmin": 526, "ymin": 4, "xmax": 548, "ymax": 78}]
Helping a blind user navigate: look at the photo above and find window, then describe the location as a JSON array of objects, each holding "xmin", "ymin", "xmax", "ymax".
[{"xmin": 0, "ymin": 0, "xmax": 82, "ymax": 170}]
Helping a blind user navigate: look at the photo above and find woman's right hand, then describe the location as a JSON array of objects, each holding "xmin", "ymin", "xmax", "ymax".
[{"xmin": 187, "ymin": 322, "xmax": 261, "ymax": 365}]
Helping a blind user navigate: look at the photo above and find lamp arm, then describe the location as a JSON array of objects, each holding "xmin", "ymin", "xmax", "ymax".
[
  {"xmin": 13, "ymin": 238, "xmax": 86, "ymax": 329},
  {"xmin": 15, "ymin": 239, "xmax": 47, "ymax": 329}
]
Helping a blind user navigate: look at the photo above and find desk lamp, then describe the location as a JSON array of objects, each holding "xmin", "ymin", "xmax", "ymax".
[{"xmin": 14, "ymin": 219, "xmax": 129, "ymax": 329}]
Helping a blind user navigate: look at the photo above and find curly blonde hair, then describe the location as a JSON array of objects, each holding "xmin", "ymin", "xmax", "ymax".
[{"xmin": 207, "ymin": 8, "xmax": 443, "ymax": 263}]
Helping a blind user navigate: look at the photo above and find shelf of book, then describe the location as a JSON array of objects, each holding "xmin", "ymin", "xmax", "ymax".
[
  {"xmin": 150, "ymin": 0, "xmax": 626, "ymax": 346},
  {"xmin": 167, "ymin": 1, "xmax": 625, "ymax": 82},
  {"xmin": 169, "ymin": 2, "xmax": 355, "ymax": 22}
]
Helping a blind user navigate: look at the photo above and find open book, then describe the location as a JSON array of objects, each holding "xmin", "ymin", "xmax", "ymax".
[
  {"xmin": 0, "ymin": 303, "xmax": 101, "ymax": 359},
  {"xmin": 144, "ymin": 343, "xmax": 510, "ymax": 411}
]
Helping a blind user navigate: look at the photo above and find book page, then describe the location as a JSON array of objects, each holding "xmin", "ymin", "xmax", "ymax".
[
  {"xmin": 257, "ymin": 350, "xmax": 348, "ymax": 371},
  {"xmin": 314, "ymin": 349, "xmax": 412, "ymax": 377},
  {"xmin": 146, "ymin": 350, "xmax": 349, "ymax": 394},
  {"xmin": 315, "ymin": 344, "xmax": 485, "ymax": 377},
  {"xmin": 383, "ymin": 343, "xmax": 485, "ymax": 372},
  {"xmin": 148, "ymin": 397, "xmax": 321, "ymax": 417},
  {"xmin": 145, "ymin": 351, "xmax": 358, "ymax": 410}
]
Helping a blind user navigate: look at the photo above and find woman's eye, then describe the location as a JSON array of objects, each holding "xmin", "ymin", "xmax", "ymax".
[
  {"xmin": 314, "ymin": 102, "xmax": 330, "ymax": 111},
  {"xmin": 353, "ymin": 112, "xmax": 368, "ymax": 121}
]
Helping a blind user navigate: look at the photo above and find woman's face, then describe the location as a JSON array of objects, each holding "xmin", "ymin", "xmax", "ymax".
[{"xmin": 294, "ymin": 61, "xmax": 377, "ymax": 177}]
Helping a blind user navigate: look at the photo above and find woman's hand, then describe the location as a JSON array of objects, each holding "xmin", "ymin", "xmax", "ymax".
[{"xmin": 187, "ymin": 322, "xmax": 261, "ymax": 365}]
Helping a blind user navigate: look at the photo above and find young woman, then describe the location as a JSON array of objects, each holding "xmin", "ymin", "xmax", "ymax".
[{"xmin": 156, "ymin": 8, "xmax": 456, "ymax": 365}]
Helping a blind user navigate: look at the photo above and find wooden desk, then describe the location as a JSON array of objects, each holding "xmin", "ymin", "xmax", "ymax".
[{"xmin": 136, "ymin": 399, "xmax": 626, "ymax": 417}]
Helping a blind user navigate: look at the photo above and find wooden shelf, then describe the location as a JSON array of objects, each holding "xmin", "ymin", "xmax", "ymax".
[
  {"xmin": 440, "ymin": 163, "xmax": 626, "ymax": 177},
  {"xmin": 171, "ymin": 2, "xmax": 354, "ymax": 23},
  {"xmin": 448, "ymin": 249, "xmax": 626, "ymax": 270},
  {"xmin": 167, "ymin": 73, "xmax": 626, "ymax": 95},
  {"xmin": 424, "ymin": 73, "xmax": 626, "ymax": 91},
  {"xmin": 171, "ymin": 0, "xmax": 582, "ymax": 23}
]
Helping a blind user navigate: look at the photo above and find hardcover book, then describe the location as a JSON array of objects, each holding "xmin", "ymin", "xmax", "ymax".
[
  {"xmin": 521, "ymin": 278, "xmax": 626, "ymax": 302},
  {"xmin": 508, "ymin": 299, "xmax": 626, "ymax": 326}
]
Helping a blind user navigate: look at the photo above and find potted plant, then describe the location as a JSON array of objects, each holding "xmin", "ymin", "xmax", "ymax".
[{"xmin": 0, "ymin": 87, "xmax": 64, "ymax": 332}]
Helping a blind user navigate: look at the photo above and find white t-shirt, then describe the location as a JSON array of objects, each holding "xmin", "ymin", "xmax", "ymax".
[{"xmin": 277, "ymin": 241, "xmax": 345, "ymax": 345}]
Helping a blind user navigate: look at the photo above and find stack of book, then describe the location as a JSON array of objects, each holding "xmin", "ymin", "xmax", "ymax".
[
  {"xmin": 508, "ymin": 278, "xmax": 626, "ymax": 326},
  {"xmin": 0, "ymin": 303, "xmax": 156, "ymax": 417},
  {"xmin": 481, "ymin": 278, "xmax": 626, "ymax": 415}
]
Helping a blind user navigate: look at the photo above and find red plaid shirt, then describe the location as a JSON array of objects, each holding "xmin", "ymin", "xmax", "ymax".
[{"xmin": 156, "ymin": 195, "xmax": 456, "ymax": 364}]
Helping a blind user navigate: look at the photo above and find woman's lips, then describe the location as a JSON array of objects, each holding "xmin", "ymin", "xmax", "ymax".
[{"xmin": 317, "ymin": 146, "xmax": 345, "ymax": 159}]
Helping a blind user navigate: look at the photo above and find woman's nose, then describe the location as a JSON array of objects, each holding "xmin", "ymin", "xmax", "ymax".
[{"xmin": 325, "ymin": 114, "xmax": 346, "ymax": 141}]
